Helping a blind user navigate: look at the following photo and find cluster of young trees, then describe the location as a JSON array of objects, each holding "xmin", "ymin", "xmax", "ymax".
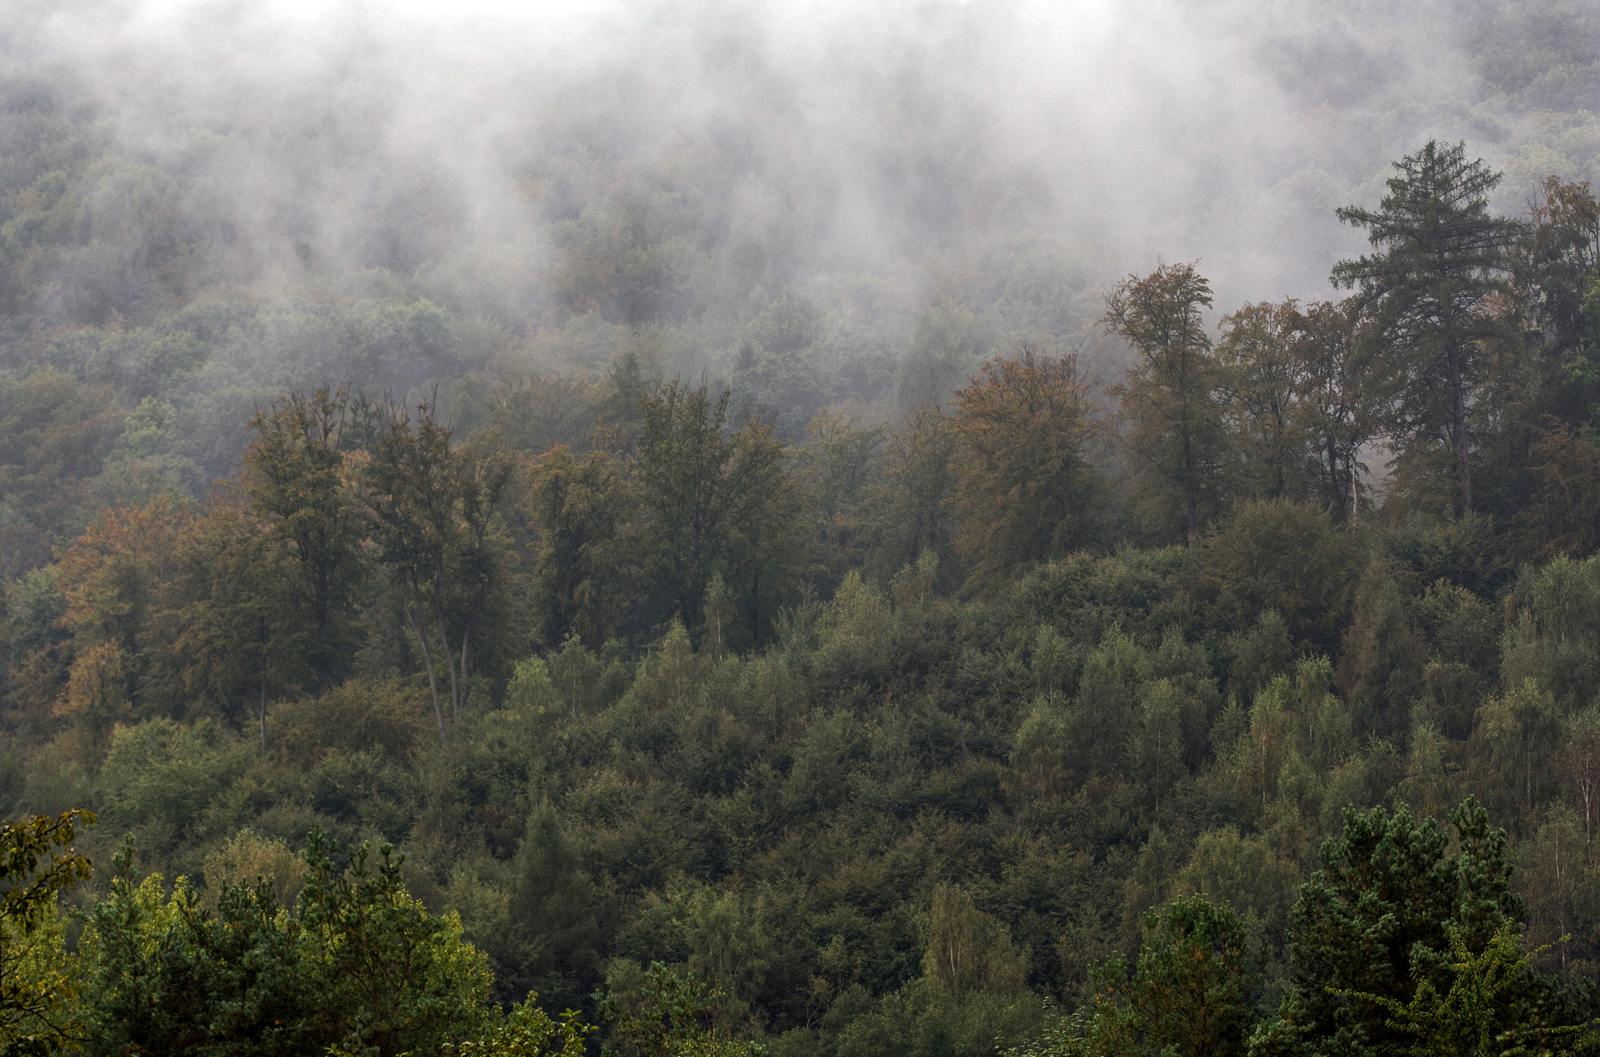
[
  {"xmin": 4, "ymin": 134, "xmax": 1600, "ymax": 1055},
  {"xmin": 1, "ymin": 812, "xmax": 753, "ymax": 1057},
  {"xmin": 1105, "ymin": 146, "xmax": 1600, "ymax": 548},
  {"xmin": 5, "ymin": 794, "xmax": 1595, "ymax": 1056},
  {"xmin": 8, "ymin": 509, "xmax": 1600, "ymax": 1054}
]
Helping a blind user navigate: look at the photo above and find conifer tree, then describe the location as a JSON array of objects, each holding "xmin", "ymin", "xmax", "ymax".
[
  {"xmin": 1332, "ymin": 141, "xmax": 1522, "ymax": 516},
  {"xmin": 1258, "ymin": 798, "xmax": 1528, "ymax": 1057}
]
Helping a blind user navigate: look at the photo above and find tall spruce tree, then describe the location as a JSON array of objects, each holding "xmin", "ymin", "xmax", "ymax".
[{"xmin": 1332, "ymin": 141, "xmax": 1522, "ymax": 516}]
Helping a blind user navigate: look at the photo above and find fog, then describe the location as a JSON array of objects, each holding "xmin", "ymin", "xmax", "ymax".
[{"xmin": 3, "ymin": 0, "xmax": 1595, "ymax": 399}]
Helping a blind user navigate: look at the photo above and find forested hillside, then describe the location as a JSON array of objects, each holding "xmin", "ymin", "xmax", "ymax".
[{"xmin": 3, "ymin": 0, "xmax": 1600, "ymax": 1054}]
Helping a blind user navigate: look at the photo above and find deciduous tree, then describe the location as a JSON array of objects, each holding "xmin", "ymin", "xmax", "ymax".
[
  {"xmin": 1, "ymin": 809, "xmax": 95, "ymax": 1055},
  {"xmin": 367, "ymin": 400, "xmax": 513, "ymax": 742},
  {"xmin": 1518, "ymin": 177, "xmax": 1600, "ymax": 424},
  {"xmin": 1289, "ymin": 299, "xmax": 1374, "ymax": 522},
  {"xmin": 1104, "ymin": 263, "xmax": 1227, "ymax": 546},
  {"xmin": 635, "ymin": 380, "xmax": 803, "ymax": 648},
  {"xmin": 949, "ymin": 345, "xmax": 1108, "ymax": 592},
  {"xmin": 246, "ymin": 387, "xmax": 364, "ymax": 695},
  {"xmin": 528, "ymin": 445, "xmax": 634, "ymax": 648},
  {"xmin": 1217, "ymin": 301, "xmax": 1308, "ymax": 502}
]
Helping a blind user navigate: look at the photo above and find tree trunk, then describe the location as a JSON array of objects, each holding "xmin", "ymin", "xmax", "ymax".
[
  {"xmin": 459, "ymin": 624, "xmax": 471, "ymax": 716},
  {"xmin": 407, "ymin": 603, "xmax": 448, "ymax": 746},
  {"xmin": 1451, "ymin": 351, "xmax": 1472, "ymax": 514},
  {"xmin": 1351, "ymin": 455, "xmax": 1359, "ymax": 525},
  {"xmin": 1326, "ymin": 436, "xmax": 1344, "ymax": 520},
  {"xmin": 438, "ymin": 612, "xmax": 460, "ymax": 725}
]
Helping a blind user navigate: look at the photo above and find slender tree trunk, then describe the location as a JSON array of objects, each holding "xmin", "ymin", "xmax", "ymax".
[
  {"xmin": 1326, "ymin": 436, "xmax": 1342, "ymax": 518},
  {"xmin": 1451, "ymin": 351, "xmax": 1472, "ymax": 514},
  {"xmin": 459, "ymin": 624, "xmax": 471, "ymax": 714},
  {"xmin": 1351, "ymin": 455, "xmax": 1359, "ymax": 525},
  {"xmin": 259, "ymin": 666, "xmax": 268, "ymax": 754},
  {"xmin": 438, "ymin": 612, "xmax": 460, "ymax": 725},
  {"xmin": 1582, "ymin": 769, "xmax": 1593, "ymax": 841},
  {"xmin": 258, "ymin": 619, "xmax": 270, "ymax": 753},
  {"xmin": 407, "ymin": 602, "xmax": 448, "ymax": 746}
]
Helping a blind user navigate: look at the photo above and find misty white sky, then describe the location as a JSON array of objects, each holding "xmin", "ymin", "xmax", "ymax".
[{"xmin": 16, "ymin": 0, "xmax": 1587, "ymax": 318}]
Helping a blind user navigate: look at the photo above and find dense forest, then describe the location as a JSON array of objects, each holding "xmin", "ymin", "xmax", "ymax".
[{"xmin": 4, "ymin": 0, "xmax": 1600, "ymax": 1054}]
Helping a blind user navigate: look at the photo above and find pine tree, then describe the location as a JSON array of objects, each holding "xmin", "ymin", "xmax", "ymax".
[{"xmin": 1258, "ymin": 798, "xmax": 1527, "ymax": 1057}]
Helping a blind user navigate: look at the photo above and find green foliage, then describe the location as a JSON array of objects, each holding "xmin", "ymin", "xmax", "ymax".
[
  {"xmin": 865, "ymin": 407, "xmax": 956, "ymax": 586},
  {"xmin": 246, "ymin": 386, "xmax": 365, "ymax": 694},
  {"xmin": 446, "ymin": 996, "xmax": 594, "ymax": 1057},
  {"xmin": 367, "ymin": 396, "xmax": 515, "ymax": 741},
  {"xmin": 1193, "ymin": 500, "xmax": 1361, "ymax": 652},
  {"xmin": 599, "ymin": 962, "xmax": 763, "ymax": 1057},
  {"xmin": 0, "ymin": 369, "xmax": 124, "ymax": 576},
  {"xmin": 794, "ymin": 409, "xmax": 883, "ymax": 587},
  {"xmin": 1104, "ymin": 263, "xmax": 1228, "ymax": 545},
  {"xmin": 11, "ymin": 120, "xmax": 1600, "ymax": 1057},
  {"xmin": 1337, "ymin": 565, "xmax": 1429, "ymax": 747},
  {"xmin": 635, "ymin": 381, "xmax": 805, "ymax": 649},
  {"xmin": 1262, "ymin": 798, "xmax": 1532, "ymax": 1057},
  {"xmin": 922, "ymin": 884, "xmax": 1029, "ymax": 1004},
  {"xmin": 1003, "ymin": 896, "xmax": 1261, "ymax": 1057},
  {"xmin": 1178, "ymin": 828, "xmax": 1303, "ymax": 953},
  {"xmin": 1131, "ymin": 897, "xmax": 1262, "ymax": 1057},
  {"xmin": 528, "ymin": 446, "xmax": 633, "ymax": 648},
  {"xmin": 97, "ymin": 719, "xmax": 252, "ymax": 867},
  {"xmin": 1517, "ymin": 178, "xmax": 1600, "ymax": 427},
  {"xmin": 77, "ymin": 831, "xmax": 494, "ymax": 1057},
  {"xmin": 503, "ymin": 806, "xmax": 602, "ymax": 1012},
  {"xmin": 949, "ymin": 346, "xmax": 1109, "ymax": 592},
  {"xmin": 0, "ymin": 809, "xmax": 95, "ymax": 1056},
  {"xmin": 1331, "ymin": 923, "xmax": 1598, "ymax": 1057}
]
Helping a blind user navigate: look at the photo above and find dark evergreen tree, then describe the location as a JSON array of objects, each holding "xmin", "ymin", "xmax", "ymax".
[
  {"xmin": 1132, "ymin": 896, "xmax": 1262, "ymax": 1057},
  {"xmin": 1332, "ymin": 141, "xmax": 1522, "ymax": 516},
  {"xmin": 1255, "ymin": 798, "xmax": 1528, "ymax": 1057}
]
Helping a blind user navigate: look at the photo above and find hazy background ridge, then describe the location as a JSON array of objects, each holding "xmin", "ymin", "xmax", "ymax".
[{"xmin": 0, "ymin": 0, "xmax": 1593, "ymax": 494}]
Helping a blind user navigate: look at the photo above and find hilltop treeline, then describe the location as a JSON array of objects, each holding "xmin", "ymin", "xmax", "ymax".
[{"xmin": 3, "ymin": 137, "xmax": 1600, "ymax": 1055}]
